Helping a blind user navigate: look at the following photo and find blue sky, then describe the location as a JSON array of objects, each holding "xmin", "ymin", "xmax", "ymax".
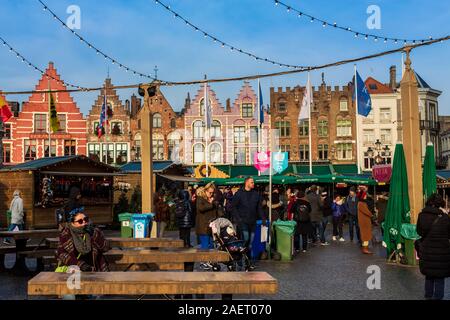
[{"xmin": 0, "ymin": 0, "xmax": 449, "ymax": 115}]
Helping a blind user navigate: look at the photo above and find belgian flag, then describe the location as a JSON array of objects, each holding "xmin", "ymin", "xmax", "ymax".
[{"xmin": 49, "ymin": 92, "xmax": 59, "ymax": 132}]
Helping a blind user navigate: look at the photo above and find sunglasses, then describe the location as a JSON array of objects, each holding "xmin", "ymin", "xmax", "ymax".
[{"xmin": 74, "ymin": 217, "xmax": 89, "ymax": 224}]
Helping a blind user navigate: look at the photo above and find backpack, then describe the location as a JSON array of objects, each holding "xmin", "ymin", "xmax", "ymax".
[{"xmin": 294, "ymin": 203, "xmax": 310, "ymax": 222}]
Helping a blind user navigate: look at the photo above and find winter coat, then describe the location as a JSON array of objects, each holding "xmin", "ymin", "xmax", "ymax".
[
  {"xmin": 306, "ymin": 192, "xmax": 323, "ymax": 222},
  {"xmin": 292, "ymin": 198, "xmax": 313, "ymax": 235},
  {"xmin": 154, "ymin": 195, "xmax": 170, "ymax": 222},
  {"xmin": 175, "ymin": 190, "xmax": 194, "ymax": 229},
  {"xmin": 224, "ymin": 191, "xmax": 234, "ymax": 219},
  {"xmin": 357, "ymin": 200, "xmax": 373, "ymax": 242},
  {"xmin": 10, "ymin": 192, "xmax": 24, "ymax": 225},
  {"xmin": 376, "ymin": 197, "xmax": 388, "ymax": 224},
  {"xmin": 344, "ymin": 195, "xmax": 358, "ymax": 216},
  {"xmin": 195, "ymin": 196, "xmax": 218, "ymax": 235},
  {"xmin": 56, "ymin": 224, "xmax": 110, "ymax": 272},
  {"xmin": 322, "ymin": 196, "xmax": 333, "ymax": 217},
  {"xmin": 331, "ymin": 201, "xmax": 346, "ymax": 218},
  {"xmin": 416, "ymin": 206, "xmax": 450, "ymax": 278},
  {"xmin": 231, "ymin": 188, "xmax": 265, "ymax": 226}
]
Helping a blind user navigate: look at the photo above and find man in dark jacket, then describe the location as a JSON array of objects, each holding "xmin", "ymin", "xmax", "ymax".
[
  {"xmin": 306, "ymin": 185, "xmax": 324, "ymax": 244},
  {"xmin": 231, "ymin": 177, "xmax": 265, "ymax": 265},
  {"xmin": 320, "ymin": 191, "xmax": 332, "ymax": 245},
  {"xmin": 344, "ymin": 187, "xmax": 361, "ymax": 242},
  {"xmin": 417, "ymin": 193, "xmax": 450, "ymax": 300}
]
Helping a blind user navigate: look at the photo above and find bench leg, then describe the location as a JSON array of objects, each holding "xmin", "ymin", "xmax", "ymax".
[
  {"xmin": 184, "ymin": 262, "xmax": 194, "ymax": 272},
  {"xmin": 13, "ymin": 240, "xmax": 30, "ymax": 275},
  {"xmin": 222, "ymin": 294, "xmax": 233, "ymax": 300},
  {"xmin": 36, "ymin": 258, "xmax": 44, "ymax": 272}
]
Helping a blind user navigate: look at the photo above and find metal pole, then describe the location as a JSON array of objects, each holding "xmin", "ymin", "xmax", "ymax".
[
  {"xmin": 48, "ymin": 79, "xmax": 51, "ymax": 157},
  {"xmin": 204, "ymin": 80, "xmax": 209, "ymax": 177},
  {"xmin": 308, "ymin": 72, "xmax": 312, "ymax": 175},
  {"xmin": 354, "ymin": 65, "xmax": 361, "ymax": 174}
]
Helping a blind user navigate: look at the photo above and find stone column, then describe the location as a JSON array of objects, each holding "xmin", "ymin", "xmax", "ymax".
[{"xmin": 400, "ymin": 48, "xmax": 423, "ymax": 224}]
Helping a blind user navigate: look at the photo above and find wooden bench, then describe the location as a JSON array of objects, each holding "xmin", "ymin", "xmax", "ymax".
[
  {"xmin": 46, "ymin": 237, "xmax": 184, "ymax": 249},
  {"xmin": 104, "ymin": 248, "xmax": 230, "ymax": 271},
  {"xmin": 28, "ymin": 271, "xmax": 278, "ymax": 300},
  {"xmin": 0, "ymin": 244, "xmax": 50, "ymax": 271}
]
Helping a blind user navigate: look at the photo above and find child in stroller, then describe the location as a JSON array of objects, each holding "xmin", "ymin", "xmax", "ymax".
[{"xmin": 209, "ymin": 218, "xmax": 253, "ymax": 271}]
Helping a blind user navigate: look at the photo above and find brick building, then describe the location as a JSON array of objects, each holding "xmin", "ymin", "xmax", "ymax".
[
  {"xmin": 2, "ymin": 62, "xmax": 86, "ymax": 164},
  {"xmin": 270, "ymin": 75, "xmax": 356, "ymax": 164},
  {"xmin": 86, "ymin": 78, "xmax": 133, "ymax": 166},
  {"xmin": 130, "ymin": 84, "xmax": 183, "ymax": 162},
  {"xmin": 182, "ymin": 81, "xmax": 270, "ymax": 165}
]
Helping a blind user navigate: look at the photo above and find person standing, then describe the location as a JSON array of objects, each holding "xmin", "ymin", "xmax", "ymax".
[
  {"xmin": 292, "ymin": 190, "xmax": 313, "ymax": 253},
  {"xmin": 196, "ymin": 183, "xmax": 219, "ymax": 250},
  {"xmin": 175, "ymin": 189, "xmax": 194, "ymax": 248},
  {"xmin": 223, "ymin": 187, "xmax": 234, "ymax": 221},
  {"xmin": 3, "ymin": 190, "xmax": 24, "ymax": 245},
  {"xmin": 306, "ymin": 185, "xmax": 324, "ymax": 245},
  {"xmin": 357, "ymin": 191, "xmax": 373, "ymax": 254},
  {"xmin": 416, "ymin": 193, "xmax": 450, "ymax": 300},
  {"xmin": 154, "ymin": 192, "xmax": 170, "ymax": 238},
  {"xmin": 331, "ymin": 196, "xmax": 346, "ymax": 241},
  {"xmin": 320, "ymin": 191, "xmax": 332, "ymax": 245},
  {"xmin": 344, "ymin": 187, "xmax": 361, "ymax": 243},
  {"xmin": 231, "ymin": 177, "xmax": 265, "ymax": 267}
]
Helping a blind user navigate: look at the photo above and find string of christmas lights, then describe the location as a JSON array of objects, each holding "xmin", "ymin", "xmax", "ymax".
[
  {"xmin": 0, "ymin": 35, "xmax": 88, "ymax": 91},
  {"xmin": 37, "ymin": 0, "xmax": 171, "ymax": 84},
  {"xmin": 2, "ymin": 35, "xmax": 449, "ymax": 95},
  {"xmin": 153, "ymin": 0, "xmax": 309, "ymax": 69},
  {"xmin": 273, "ymin": 0, "xmax": 436, "ymax": 44}
]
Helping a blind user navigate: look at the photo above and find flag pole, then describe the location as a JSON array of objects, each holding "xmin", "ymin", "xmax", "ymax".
[
  {"xmin": 354, "ymin": 65, "xmax": 361, "ymax": 174},
  {"xmin": 48, "ymin": 78, "xmax": 51, "ymax": 157},
  {"xmin": 204, "ymin": 78, "xmax": 209, "ymax": 177},
  {"xmin": 308, "ymin": 72, "xmax": 312, "ymax": 175},
  {"xmin": 257, "ymin": 78, "xmax": 261, "ymax": 176}
]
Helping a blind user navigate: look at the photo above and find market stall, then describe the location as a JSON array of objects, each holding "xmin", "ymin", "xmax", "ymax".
[{"xmin": 0, "ymin": 155, "xmax": 121, "ymax": 229}]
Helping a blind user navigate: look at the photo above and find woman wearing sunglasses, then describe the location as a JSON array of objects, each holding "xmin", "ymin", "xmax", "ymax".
[{"xmin": 56, "ymin": 208, "xmax": 110, "ymax": 272}]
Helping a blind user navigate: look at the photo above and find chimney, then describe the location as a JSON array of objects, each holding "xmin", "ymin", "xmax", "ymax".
[
  {"xmin": 226, "ymin": 98, "xmax": 231, "ymax": 112},
  {"xmin": 125, "ymin": 99, "xmax": 130, "ymax": 113},
  {"xmin": 389, "ymin": 65, "xmax": 396, "ymax": 89},
  {"xmin": 184, "ymin": 92, "xmax": 191, "ymax": 110},
  {"xmin": 9, "ymin": 101, "xmax": 20, "ymax": 117},
  {"xmin": 130, "ymin": 94, "xmax": 140, "ymax": 117}
]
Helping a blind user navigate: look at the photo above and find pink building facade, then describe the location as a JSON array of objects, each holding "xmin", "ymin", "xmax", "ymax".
[{"xmin": 182, "ymin": 82, "xmax": 270, "ymax": 165}]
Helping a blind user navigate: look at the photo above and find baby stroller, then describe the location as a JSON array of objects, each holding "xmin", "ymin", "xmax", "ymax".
[{"xmin": 209, "ymin": 218, "xmax": 252, "ymax": 272}]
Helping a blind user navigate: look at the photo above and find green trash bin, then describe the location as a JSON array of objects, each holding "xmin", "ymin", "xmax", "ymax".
[
  {"xmin": 118, "ymin": 213, "xmax": 134, "ymax": 238},
  {"xmin": 401, "ymin": 223, "xmax": 421, "ymax": 266},
  {"xmin": 6, "ymin": 210, "xmax": 12, "ymax": 227},
  {"xmin": 273, "ymin": 220, "xmax": 297, "ymax": 261}
]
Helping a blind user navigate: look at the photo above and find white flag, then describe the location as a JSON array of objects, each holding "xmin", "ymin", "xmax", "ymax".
[
  {"xmin": 204, "ymin": 83, "xmax": 212, "ymax": 129},
  {"xmin": 298, "ymin": 76, "xmax": 312, "ymax": 123}
]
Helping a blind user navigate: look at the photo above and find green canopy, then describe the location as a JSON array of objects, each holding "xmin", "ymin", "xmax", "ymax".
[
  {"xmin": 423, "ymin": 142, "xmax": 437, "ymax": 201},
  {"xmin": 383, "ymin": 143, "xmax": 411, "ymax": 254}
]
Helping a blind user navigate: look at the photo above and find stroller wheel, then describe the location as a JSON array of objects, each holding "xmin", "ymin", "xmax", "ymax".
[
  {"xmin": 212, "ymin": 264, "xmax": 221, "ymax": 272},
  {"xmin": 227, "ymin": 264, "xmax": 236, "ymax": 272}
]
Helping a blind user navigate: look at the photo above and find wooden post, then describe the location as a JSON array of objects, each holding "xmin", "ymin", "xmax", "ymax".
[
  {"xmin": 140, "ymin": 85, "xmax": 154, "ymax": 235},
  {"xmin": 400, "ymin": 48, "xmax": 423, "ymax": 224}
]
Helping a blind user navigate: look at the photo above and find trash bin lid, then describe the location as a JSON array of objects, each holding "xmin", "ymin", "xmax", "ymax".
[
  {"xmin": 400, "ymin": 223, "xmax": 421, "ymax": 240},
  {"xmin": 118, "ymin": 213, "xmax": 133, "ymax": 221},
  {"xmin": 273, "ymin": 219, "xmax": 297, "ymax": 235}
]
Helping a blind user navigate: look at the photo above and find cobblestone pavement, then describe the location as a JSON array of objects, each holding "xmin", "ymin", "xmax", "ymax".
[{"xmin": 0, "ymin": 227, "xmax": 448, "ymax": 300}]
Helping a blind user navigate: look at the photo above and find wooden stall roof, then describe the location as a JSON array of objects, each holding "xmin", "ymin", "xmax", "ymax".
[{"xmin": 0, "ymin": 155, "xmax": 119, "ymax": 174}]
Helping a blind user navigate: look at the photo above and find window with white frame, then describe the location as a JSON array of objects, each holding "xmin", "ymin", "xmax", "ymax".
[
  {"xmin": 153, "ymin": 113, "xmax": 162, "ymax": 128},
  {"xmin": 193, "ymin": 120, "xmax": 204, "ymax": 139},
  {"xmin": 115, "ymin": 143, "xmax": 128, "ymax": 165},
  {"xmin": 337, "ymin": 120, "xmax": 352, "ymax": 137},
  {"xmin": 298, "ymin": 120, "xmax": 309, "ymax": 137},
  {"xmin": 363, "ymin": 129, "xmax": 375, "ymax": 144},
  {"xmin": 336, "ymin": 143, "xmax": 353, "ymax": 160},
  {"xmin": 44, "ymin": 140, "xmax": 57, "ymax": 157},
  {"xmin": 24, "ymin": 139, "xmax": 37, "ymax": 161},
  {"xmin": 380, "ymin": 129, "xmax": 391, "ymax": 144},
  {"xmin": 88, "ymin": 143, "xmax": 101, "ymax": 162},
  {"xmin": 380, "ymin": 108, "xmax": 391, "ymax": 123},
  {"xmin": 210, "ymin": 120, "xmax": 221, "ymax": 139},
  {"xmin": 318, "ymin": 120, "xmax": 328, "ymax": 137},
  {"xmin": 250, "ymin": 126, "xmax": 258, "ymax": 144},
  {"xmin": 4, "ymin": 123, "xmax": 11, "ymax": 139},
  {"xmin": 152, "ymin": 138, "xmax": 164, "ymax": 160},
  {"xmin": 241, "ymin": 103, "xmax": 253, "ymax": 118},
  {"xmin": 275, "ymin": 120, "xmax": 290, "ymax": 137},
  {"xmin": 209, "ymin": 143, "xmax": 221, "ymax": 163},
  {"xmin": 234, "ymin": 147, "xmax": 246, "ymax": 164},
  {"xmin": 299, "ymin": 144, "xmax": 309, "ymax": 161},
  {"xmin": 234, "ymin": 126, "xmax": 246, "ymax": 143},
  {"xmin": 34, "ymin": 114, "xmax": 47, "ymax": 133},
  {"xmin": 339, "ymin": 98, "xmax": 348, "ymax": 111},
  {"xmin": 318, "ymin": 144, "xmax": 328, "ymax": 160},
  {"xmin": 193, "ymin": 143, "xmax": 204, "ymax": 163}
]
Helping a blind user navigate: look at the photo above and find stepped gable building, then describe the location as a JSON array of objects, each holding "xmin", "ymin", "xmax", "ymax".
[
  {"xmin": 270, "ymin": 74, "xmax": 356, "ymax": 164},
  {"xmin": 2, "ymin": 62, "xmax": 86, "ymax": 164},
  {"xmin": 182, "ymin": 81, "xmax": 270, "ymax": 165},
  {"xmin": 130, "ymin": 84, "xmax": 183, "ymax": 161},
  {"xmin": 86, "ymin": 78, "xmax": 132, "ymax": 165}
]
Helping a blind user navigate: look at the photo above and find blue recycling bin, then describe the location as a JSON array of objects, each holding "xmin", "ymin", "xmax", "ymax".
[
  {"xmin": 132, "ymin": 213, "xmax": 154, "ymax": 238},
  {"xmin": 251, "ymin": 220, "xmax": 270, "ymax": 260}
]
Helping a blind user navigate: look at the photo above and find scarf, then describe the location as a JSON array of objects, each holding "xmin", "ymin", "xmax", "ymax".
[{"xmin": 68, "ymin": 224, "xmax": 92, "ymax": 255}]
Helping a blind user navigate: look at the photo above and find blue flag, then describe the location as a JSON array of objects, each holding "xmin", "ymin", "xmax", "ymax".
[
  {"xmin": 353, "ymin": 70, "xmax": 372, "ymax": 117},
  {"xmin": 254, "ymin": 79, "xmax": 264, "ymax": 125}
]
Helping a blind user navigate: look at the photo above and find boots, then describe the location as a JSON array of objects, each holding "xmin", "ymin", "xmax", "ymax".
[{"xmin": 361, "ymin": 246, "xmax": 373, "ymax": 255}]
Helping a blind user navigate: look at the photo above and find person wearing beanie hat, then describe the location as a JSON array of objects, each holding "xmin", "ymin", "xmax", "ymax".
[{"xmin": 344, "ymin": 187, "xmax": 361, "ymax": 243}]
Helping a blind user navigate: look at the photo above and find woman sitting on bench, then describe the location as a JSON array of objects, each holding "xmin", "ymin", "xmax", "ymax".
[{"xmin": 56, "ymin": 208, "xmax": 110, "ymax": 272}]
